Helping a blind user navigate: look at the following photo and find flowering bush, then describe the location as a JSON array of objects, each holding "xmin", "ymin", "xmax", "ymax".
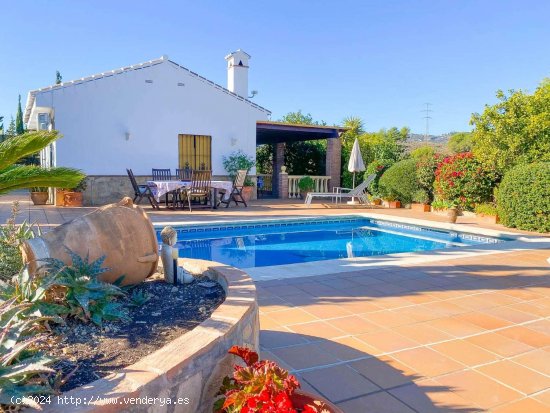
[
  {"xmin": 434, "ymin": 152, "xmax": 497, "ymax": 211},
  {"xmin": 214, "ymin": 346, "xmax": 330, "ymax": 413},
  {"xmin": 365, "ymin": 158, "xmax": 395, "ymax": 198},
  {"xmin": 416, "ymin": 154, "xmax": 442, "ymax": 202}
]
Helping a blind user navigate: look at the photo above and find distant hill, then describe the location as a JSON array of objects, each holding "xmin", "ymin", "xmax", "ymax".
[{"xmin": 405, "ymin": 133, "xmax": 454, "ymax": 153}]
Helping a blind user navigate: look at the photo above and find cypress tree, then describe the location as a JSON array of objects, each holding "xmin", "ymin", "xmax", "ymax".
[{"xmin": 15, "ymin": 95, "xmax": 24, "ymax": 135}]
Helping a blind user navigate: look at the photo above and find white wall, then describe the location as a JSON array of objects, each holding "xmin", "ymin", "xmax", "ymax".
[{"xmin": 32, "ymin": 61, "xmax": 269, "ymax": 176}]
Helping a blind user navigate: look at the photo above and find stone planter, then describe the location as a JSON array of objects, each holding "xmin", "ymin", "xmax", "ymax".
[
  {"xmin": 411, "ymin": 203, "xmax": 430, "ymax": 212},
  {"xmin": 55, "ymin": 189, "xmax": 67, "ymax": 206},
  {"xmin": 433, "ymin": 208, "xmax": 459, "ymax": 224},
  {"xmin": 478, "ymin": 214, "xmax": 499, "ymax": 225},
  {"xmin": 383, "ymin": 200, "xmax": 401, "ymax": 208},
  {"xmin": 63, "ymin": 191, "xmax": 83, "ymax": 207},
  {"xmin": 291, "ymin": 390, "xmax": 344, "ymax": 413},
  {"xmin": 30, "ymin": 191, "xmax": 49, "ymax": 205},
  {"xmin": 241, "ymin": 185, "xmax": 254, "ymax": 202},
  {"xmin": 35, "ymin": 259, "xmax": 259, "ymax": 413}
]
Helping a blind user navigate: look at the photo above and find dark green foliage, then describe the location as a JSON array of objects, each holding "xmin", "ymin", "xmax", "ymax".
[
  {"xmin": 43, "ymin": 250, "xmax": 128, "ymax": 326},
  {"xmin": 256, "ymin": 144, "xmax": 273, "ymax": 174},
  {"xmin": 298, "ymin": 176, "xmax": 314, "ymax": 191},
  {"xmin": 285, "ymin": 141, "xmax": 326, "ymax": 175},
  {"xmin": 222, "ymin": 150, "xmax": 255, "ymax": 186},
  {"xmin": 0, "ymin": 202, "xmax": 37, "ymax": 281},
  {"xmin": 378, "ymin": 159, "xmax": 419, "ymax": 204},
  {"xmin": 447, "ymin": 132, "xmax": 473, "ymax": 154},
  {"xmin": 15, "ymin": 95, "xmax": 24, "ymax": 135},
  {"xmin": 496, "ymin": 162, "xmax": 550, "ymax": 232},
  {"xmin": 364, "ymin": 159, "xmax": 395, "ymax": 198},
  {"xmin": 416, "ymin": 154, "xmax": 442, "ymax": 203},
  {"xmin": 0, "ymin": 299, "xmax": 55, "ymax": 409}
]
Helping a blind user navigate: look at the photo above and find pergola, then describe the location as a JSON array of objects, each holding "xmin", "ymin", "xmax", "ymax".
[{"xmin": 256, "ymin": 121, "xmax": 346, "ymax": 197}]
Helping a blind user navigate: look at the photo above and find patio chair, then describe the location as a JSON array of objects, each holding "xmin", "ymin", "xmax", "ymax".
[
  {"xmin": 151, "ymin": 168, "xmax": 172, "ymax": 180},
  {"xmin": 181, "ymin": 170, "xmax": 212, "ymax": 211},
  {"xmin": 175, "ymin": 166, "xmax": 193, "ymax": 181},
  {"xmin": 152, "ymin": 168, "xmax": 176, "ymax": 207},
  {"xmin": 126, "ymin": 169, "xmax": 159, "ymax": 209},
  {"xmin": 304, "ymin": 173, "xmax": 376, "ymax": 207},
  {"xmin": 218, "ymin": 169, "xmax": 248, "ymax": 208}
]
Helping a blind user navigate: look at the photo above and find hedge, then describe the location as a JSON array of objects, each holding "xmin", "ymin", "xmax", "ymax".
[
  {"xmin": 496, "ymin": 162, "xmax": 550, "ymax": 232},
  {"xmin": 378, "ymin": 159, "xmax": 419, "ymax": 204}
]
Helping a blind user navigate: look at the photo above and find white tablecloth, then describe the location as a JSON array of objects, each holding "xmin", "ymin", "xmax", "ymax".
[{"xmin": 147, "ymin": 180, "xmax": 233, "ymax": 202}]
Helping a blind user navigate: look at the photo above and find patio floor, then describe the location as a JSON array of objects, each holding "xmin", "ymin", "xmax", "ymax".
[{"xmin": 1, "ymin": 193, "xmax": 549, "ymax": 412}]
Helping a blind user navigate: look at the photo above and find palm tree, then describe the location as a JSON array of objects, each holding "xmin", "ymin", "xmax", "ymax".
[{"xmin": 0, "ymin": 131, "xmax": 84, "ymax": 194}]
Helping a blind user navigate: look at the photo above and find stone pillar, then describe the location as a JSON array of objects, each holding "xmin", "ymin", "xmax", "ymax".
[
  {"xmin": 326, "ymin": 136, "xmax": 342, "ymax": 191},
  {"xmin": 273, "ymin": 143, "xmax": 285, "ymax": 197},
  {"xmin": 278, "ymin": 166, "xmax": 289, "ymax": 199}
]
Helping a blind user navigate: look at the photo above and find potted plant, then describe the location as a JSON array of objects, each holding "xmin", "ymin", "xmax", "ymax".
[
  {"xmin": 214, "ymin": 346, "xmax": 343, "ymax": 413},
  {"xmin": 411, "ymin": 189, "xmax": 430, "ymax": 212},
  {"xmin": 30, "ymin": 187, "xmax": 49, "ymax": 205},
  {"xmin": 63, "ymin": 178, "xmax": 87, "ymax": 207},
  {"xmin": 298, "ymin": 176, "xmax": 315, "ymax": 199},
  {"xmin": 475, "ymin": 202, "xmax": 499, "ymax": 224},
  {"xmin": 431, "ymin": 199, "xmax": 459, "ymax": 223},
  {"xmin": 223, "ymin": 150, "xmax": 256, "ymax": 202}
]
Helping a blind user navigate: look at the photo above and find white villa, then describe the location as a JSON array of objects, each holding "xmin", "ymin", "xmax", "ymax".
[{"xmin": 24, "ymin": 50, "xmax": 343, "ymax": 205}]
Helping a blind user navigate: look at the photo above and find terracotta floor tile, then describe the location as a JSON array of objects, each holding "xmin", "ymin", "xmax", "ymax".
[
  {"xmin": 393, "ymin": 323, "xmax": 454, "ymax": 345},
  {"xmin": 476, "ymin": 360, "xmax": 550, "ymax": 395},
  {"xmin": 526, "ymin": 319, "xmax": 550, "ymax": 336},
  {"xmin": 491, "ymin": 398, "xmax": 550, "ymax": 413},
  {"xmin": 389, "ymin": 381, "xmax": 481, "ymax": 413},
  {"xmin": 497, "ymin": 326, "xmax": 550, "ymax": 348},
  {"xmin": 259, "ymin": 313, "xmax": 282, "ymax": 329},
  {"xmin": 357, "ymin": 330, "xmax": 420, "ymax": 353},
  {"xmin": 350, "ymin": 356, "xmax": 419, "ymax": 389},
  {"xmin": 338, "ymin": 299, "xmax": 383, "ymax": 314},
  {"xmin": 371, "ymin": 296, "xmax": 414, "ymax": 309},
  {"xmin": 430, "ymin": 339, "xmax": 499, "ymax": 367},
  {"xmin": 402, "ymin": 293, "xmax": 440, "ymax": 305},
  {"xmin": 270, "ymin": 343, "xmax": 339, "ymax": 370},
  {"xmin": 413, "ymin": 378, "xmax": 484, "ymax": 412},
  {"xmin": 328, "ymin": 315, "xmax": 382, "ymax": 335},
  {"xmin": 466, "ymin": 332, "xmax": 534, "ymax": 357},
  {"xmin": 512, "ymin": 349, "xmax": 550, "ymax": 375},
  {"xmin": 483, "ymin": 306, "xmax": 539, "ymax": 324},
  {"xmin": 420, "ymin": 300, "xmax": 470, "ymax": 316},
  {"xmin": 260, "ymin": 328, "xmax": 309, "ymax": 349},
  {"xmin": 369, "ymin": 282, "xmax": 411, "ymax": 295},
  {"xmin": 427, "ymin": 317, "xmax": 486, "ymax": 338},
  {"xmin": 360, "ymin": 310, "xmax": 417, "ymax": 328},
  {"xmin": 435, "ymin": 370, "xmax": 522, "ymax": 409},
  {"xmin": 447, "ymin": 296, "xmax": 497, "ymax": 311},
  {"xmin": 392, "ymin": 347, "xmax": 465, "ymax": 378},
  {"xmin": 337, "ymin": 391, "xmax": 416, "ymax": 413},
  {"xmin": 533, "ymin": 390, "xmax": 550, "ymax": 407},
  {"xmin": 509, "ymin": 301, "xmax": 549, "ymax": 317},
  {"xmin": 500, "ymin": 289, "xmax": 545, "ymax": 301},
  {"xmin": 300, "ymin": 303, "xmax": 353, "ymax": 319},
  {"xmin": 258, "ymin": 295, "xmax": 291, "ymax": 312},
  {"xmin": 264, "ymin": 285, "xmax": 310, "ymax": 297},
  {"xmin": 266, "ymin": 307, "xmax": 318, "ymax": 326},
  {"xmin": 453, "ymin": 312, "xmax": 512, "ymax": 330},
  {"xmin": 405, "ymin": 305, "xmax": 446, "ymax": 322},
  {"xmin": 314, "ymin": 337, "xmax": 380, "ymax": 360},
  {"xmin": 288, "ymin": 320, "xmax": 346, "ymax": 341},
  {"xmin": 293, "ymin": 282, "xmax": 340, "ymax": 297},
  {"xmin": 301, "ymin": 364, "xmax": 380, "ymax": 402}
]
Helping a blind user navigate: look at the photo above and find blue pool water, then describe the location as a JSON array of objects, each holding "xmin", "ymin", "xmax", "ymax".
[{"xmin": 157, "ymin": 217, "xmax": 505, "ymax": 269}]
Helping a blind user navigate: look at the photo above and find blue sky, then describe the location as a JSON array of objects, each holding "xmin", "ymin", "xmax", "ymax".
[{"xmin": 1, "ymin": 0, "xmax": 548, "ymax": 134}]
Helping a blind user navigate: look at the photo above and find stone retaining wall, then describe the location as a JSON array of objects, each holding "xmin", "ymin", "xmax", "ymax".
[
  {"xmin": 83, "ymin": 175, "xmax": 257, "ymax": 206},
  {"xmin": 39, "ymin": 260, "xmax": 259, "ymax": 413}
]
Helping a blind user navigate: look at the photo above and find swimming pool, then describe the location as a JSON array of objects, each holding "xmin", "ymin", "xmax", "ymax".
[{"xmin": 157, "ymin": 217, "xmax": 507, "ymax": 269}]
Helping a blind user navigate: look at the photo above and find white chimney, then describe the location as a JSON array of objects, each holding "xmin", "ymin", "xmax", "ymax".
[{"xmin": 225, "ymin": 49, "xmax": 250, "ymax": 98}]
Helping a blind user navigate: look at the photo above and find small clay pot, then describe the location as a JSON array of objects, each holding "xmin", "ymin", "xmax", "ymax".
[
  {"xmin": 64, "ymin": 192, "xmax": 83, "ymax": 207},
  {"xmin": 411, "ymin": 203, "xmax": 430, "ymax": 212},
  {"xmin": 30, "ymin": 191, "xmax": 49, "ymax": 205},
  {"xmin": 444, "ymin": 207, "xmax": 459, "ymax": 223}
]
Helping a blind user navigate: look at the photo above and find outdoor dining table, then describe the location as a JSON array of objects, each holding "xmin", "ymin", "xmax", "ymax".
[{"xmin": 147, "ymin": 180, "xmax": 233, "ymax": 209}]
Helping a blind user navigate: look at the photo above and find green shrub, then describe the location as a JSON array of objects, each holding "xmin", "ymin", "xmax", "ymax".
[
  {"xmin": 412, "ymin": 189, "xmax": 430, "ymax": 204},
  {"xmin": 416, "ymin": 154, "xmax": 442, "ymax": 202},
  {"xmin": 496, "ymin": 162, "xmax": 550, "ymax": 232},
  {"xmin": 431, "ymin": 198, "xmax": 457, "ymax": 211},
  {"xmin": 475, "ymin": 203, "xmax": 498, "ymax": 216},
  {"xmin": 298, "ymin": 176, "xmax": 314, "ymax": 192},
  {"xmin": 222, "ymin": 150, "xmax": 255, "ymax": 186},
  {"xmin": 434, "ymin": 152, "xmax": 497, "ymax": 211},
  {"xmin": 365, "ymin": 158, "xmax": 395, "ymax": 197},
  {"xmin": 378, "ymin": 159, "xmax": 419, "ymax": 204},
  {"xmin": 0, "ymin": 202, "xmax": 38, "ymax": 281}
]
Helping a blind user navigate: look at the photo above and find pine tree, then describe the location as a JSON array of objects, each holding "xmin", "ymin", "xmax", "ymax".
[
  {"xmin": 15, "ymin": 95, "xmax": 24, "ymax": 135},
  {"xmin": 6, "ymin": 117, "xmax": 16, "ymax": 137}
]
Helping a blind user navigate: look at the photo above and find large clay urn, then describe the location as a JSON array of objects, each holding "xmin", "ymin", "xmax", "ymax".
[{"xmin": 21, "ymin": 197, "xmax": 158, "ymax": 285}]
